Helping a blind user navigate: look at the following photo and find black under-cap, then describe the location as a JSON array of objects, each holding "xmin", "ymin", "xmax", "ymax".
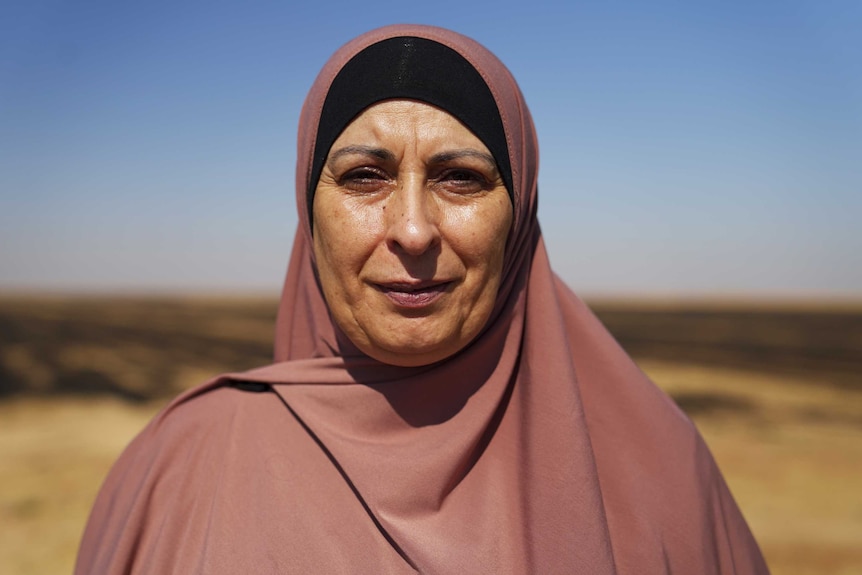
[{"xmin": 307, "ymin": 36, "xmax": 513, "ymax": 222}]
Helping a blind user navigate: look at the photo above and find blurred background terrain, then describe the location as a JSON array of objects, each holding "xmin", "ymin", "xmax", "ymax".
[{"xmin": 1, "ymin": 295, "xmax": 860, "ymax": 574}]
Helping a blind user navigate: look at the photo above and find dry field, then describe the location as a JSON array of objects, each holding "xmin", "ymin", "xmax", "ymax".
[{"xmin": 1, "ymin": 295, "xmax": 860, "ymax": 574}]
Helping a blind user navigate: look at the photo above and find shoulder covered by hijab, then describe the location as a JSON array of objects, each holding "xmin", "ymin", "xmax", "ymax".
[{"xmin": 76, "ymin": 24, "xmax": 769, "ymax": 575}]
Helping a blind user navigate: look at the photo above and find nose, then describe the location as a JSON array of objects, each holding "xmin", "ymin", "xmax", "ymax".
[{"xmin": 384, "ymin": 175, "xmax": 440, "ymax": 256}]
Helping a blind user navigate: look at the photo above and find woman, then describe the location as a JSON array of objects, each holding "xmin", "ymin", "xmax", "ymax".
[{"xmin": 76, "ymin": 25, "xmax": 769, "ymax": 574}]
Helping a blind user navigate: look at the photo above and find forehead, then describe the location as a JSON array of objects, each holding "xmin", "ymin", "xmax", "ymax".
[{"xmin": 330, "ymin": 100, "xmax": 490, "ymax": 153}]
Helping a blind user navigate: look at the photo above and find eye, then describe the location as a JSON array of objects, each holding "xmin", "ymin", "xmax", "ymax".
[
  {"xmin": 339, "ymin": 167, "xmax": 389, "ymax": 193},
  {"xmin": 437, "ymin": 169, "xmax": 490, "ymax": 194}
]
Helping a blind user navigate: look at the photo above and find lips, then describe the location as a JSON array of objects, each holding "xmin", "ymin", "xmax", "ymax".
[{"xmin": 374, "ymin": 281, "xmax": 451, "ymax": 308}]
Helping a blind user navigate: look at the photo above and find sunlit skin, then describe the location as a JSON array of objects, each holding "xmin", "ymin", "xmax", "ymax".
[{"xmin": 312, "ymin": 100, "xmax": 513, "ymax": 367}]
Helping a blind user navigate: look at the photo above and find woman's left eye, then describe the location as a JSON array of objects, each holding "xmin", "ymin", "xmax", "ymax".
[{"xmin": 438, "ymin": 169, "xmax": 488, "ymax": 192}]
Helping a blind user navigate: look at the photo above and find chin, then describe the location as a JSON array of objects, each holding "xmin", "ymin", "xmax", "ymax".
[
  {"xmin": 363, "ymin": 333, "xmax": 462, "ymax": 367},
  {"xmin": 372, "ymin": 343, "xmax": 453, "ymax": 367}
]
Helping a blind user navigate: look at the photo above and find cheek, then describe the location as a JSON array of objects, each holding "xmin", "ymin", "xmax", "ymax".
[
  {"xmin": 443, "ymin": 198, "xmax": 512, "ymax": 275},
  {"xmin": 313, "ymin": 196, "xmax": 384, "ymax": 295}
]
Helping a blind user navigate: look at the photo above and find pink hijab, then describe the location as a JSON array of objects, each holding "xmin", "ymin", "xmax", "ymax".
[{"xmin": 76, "ymin": 25, "xmax": 769, "ymax": 574}]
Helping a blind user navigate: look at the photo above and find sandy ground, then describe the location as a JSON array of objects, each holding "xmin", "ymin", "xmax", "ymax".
[
  {"xmin": 1, "ymin": 297, "xmax": 860, "ymax": 574},
  {"xmin": 0, "ymin": 397, "xmax": 157, "ymax": 575}
]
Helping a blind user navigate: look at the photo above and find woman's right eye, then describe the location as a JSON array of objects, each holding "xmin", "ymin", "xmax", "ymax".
[{"xmin": 340, "ymin": 168, "xmax": 388, "ymax": 192}]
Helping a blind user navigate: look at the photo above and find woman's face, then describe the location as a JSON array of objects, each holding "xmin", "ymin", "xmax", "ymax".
[{"xmin": 313, "ymin": 100, "xmax": 513, "ymax": 367}]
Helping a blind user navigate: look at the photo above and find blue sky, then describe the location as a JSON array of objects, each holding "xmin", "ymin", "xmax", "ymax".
[{"xmin": 1, "ymin": 0, "xmax": 860, "ymax": 297}]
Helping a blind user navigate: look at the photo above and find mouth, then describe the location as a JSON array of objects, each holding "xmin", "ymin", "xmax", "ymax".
[{"xmin": 374, "ymin": 281, "xmax": 452, "ymax": 308}]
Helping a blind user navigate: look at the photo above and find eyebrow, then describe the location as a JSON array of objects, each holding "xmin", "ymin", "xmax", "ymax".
[
  {"xmin": 326, "ymin": 146, "xmax": 498, "ymax": 172},
  {"xmin": 429, "ymin": 149, "xmax": 498, "ymax": 171},
  {"xmin": 327, "ymin": 145, "xmax": 395, "ymax": 167}
]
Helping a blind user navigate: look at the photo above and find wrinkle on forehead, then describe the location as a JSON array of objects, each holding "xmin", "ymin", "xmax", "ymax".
[{"xmin": 327, "ymin": 100, "xmax": 495, "ymax": 167}]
